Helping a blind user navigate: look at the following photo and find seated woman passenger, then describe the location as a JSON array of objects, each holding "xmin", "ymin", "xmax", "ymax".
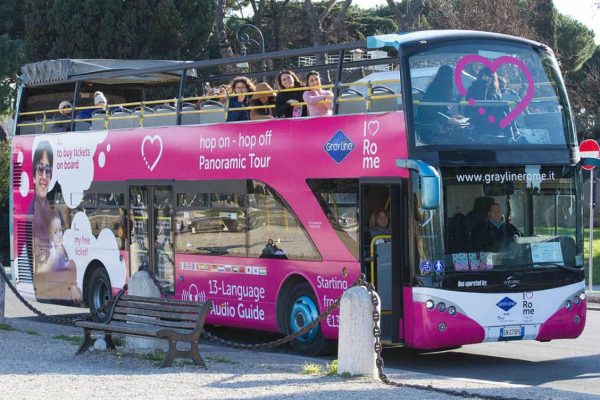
[
  {"xmin": 250, "ymin": 82, "xmax": 276, "ymax": 120},
  {"xmin": 275, "ymin": 69, "xmax": 307, "ymax": 118},
  {"xmin": 303, "ymin": 71, "xmax": 334, "ymax": 116},
  {"xmin": 464, "ymin": 67, "xmax": 504, "ymax": 135},
  {"xmin": 52, "ymin": 101, "xmax": 73, "ymax": 132},
  {"xmin": 78, "ymin": 91, "xmax": 107, "ymax": 120},
  {"xmin": 414, "ymin": 65, "xmax": 466, "ymax": 142},
  {"xmin": 368, "ymin": 208, "xmax": 390, "ymax": 238},
  {"xmin": 227, "ymin": 77, "xmax": 254, "ymax": 122}
]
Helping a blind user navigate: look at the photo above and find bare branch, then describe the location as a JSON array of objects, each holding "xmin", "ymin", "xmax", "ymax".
[
  {"xmin": 319, "ymin": 0, "xmax": 339, "ymax": 23},
  {"xmin": 327, "ymin": 0, "xmax": 353, "ymax": 35}
]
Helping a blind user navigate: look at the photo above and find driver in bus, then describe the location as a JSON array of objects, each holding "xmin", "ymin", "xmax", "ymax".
[{"xmin": 472, "ymin": 202, "xmax": 520, "ymax": 252}]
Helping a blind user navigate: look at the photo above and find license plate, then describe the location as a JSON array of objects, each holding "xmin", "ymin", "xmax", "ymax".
[{"xmin": 499, "ymin": 325, "xmax": 524, "ymax": 340}]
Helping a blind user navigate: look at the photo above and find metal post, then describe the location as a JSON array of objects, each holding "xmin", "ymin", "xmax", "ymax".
[
  {"xmin": 0, "ymin": 263, "xmax": 5, "ymax": 322},
  {"xmin": 590, "ymin": 170, "xmax": 594, "ymax": 292},
  {"xmin": 235, "ymin": 24, "xmax": 266, "ymax": 82}
]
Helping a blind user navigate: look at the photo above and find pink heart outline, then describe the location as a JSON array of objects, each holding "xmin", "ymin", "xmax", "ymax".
[
  {"xmin": 141, "ymin": 134, "xmax": 163, "ymax": 172},
  {"xmin": 454, "ymin": 54, "xmax": 535, "ymax": 129}
]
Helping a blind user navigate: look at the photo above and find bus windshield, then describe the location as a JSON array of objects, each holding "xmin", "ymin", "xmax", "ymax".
[
  {"xmin": 409, "ymin": 41, "xmax": 571, "ymax": 147},
  {"xmin": 414, "ymin": 166, "xmax": 583, "ymax": 289}
]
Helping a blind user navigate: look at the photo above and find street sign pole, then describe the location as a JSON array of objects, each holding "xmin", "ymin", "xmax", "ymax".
[
  {"xmin": 590, "ymin": 170, "xmax": 594, "ymax": 293},
  {"xmin": 580, "ymin": 139, "xmax": 599, "ymax": 292}
]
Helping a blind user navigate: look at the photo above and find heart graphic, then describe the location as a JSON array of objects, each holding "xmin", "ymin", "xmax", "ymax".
[
  {"xmin": 454, "ymin": 54, "xmax": 534, "ymax": 129},
  {"xmin": 141, "ymin": 134, "xmax": 163, "ymax": 172},
  {"xmin": 367, "ymin": 120, "xmax": 380, "ymax": 136}
]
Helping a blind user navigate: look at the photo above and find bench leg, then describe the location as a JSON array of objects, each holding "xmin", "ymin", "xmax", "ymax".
[
  {"xmin": 190, "ymin": 340, "xmax": 206, "ymax": 368},
  {"xmin": 160, "ymin": 340, "xmax": 177, "ymax": 368},
  {"xmin": 104, "ymin": 333, "xmax": 116, "ymax": 350},
  {"xmin": 76, "ymin": 329, "xmax": 94, "ymax": 355}
]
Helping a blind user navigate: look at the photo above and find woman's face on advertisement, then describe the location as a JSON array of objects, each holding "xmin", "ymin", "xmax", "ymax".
[{"xmin": 35, "ymin": 152, "xmax": 51, "ymax": 199}]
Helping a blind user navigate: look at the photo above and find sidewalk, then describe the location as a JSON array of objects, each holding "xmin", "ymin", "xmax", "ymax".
[{"xmin": 1, "ymin": 272, "xmax": 599, "ymax": 400}]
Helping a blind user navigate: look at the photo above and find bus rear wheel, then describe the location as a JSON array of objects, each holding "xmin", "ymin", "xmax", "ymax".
[
  {"xmin": 87, "ymin": 267, "xmax": 112, "ymax": 322},
  {"xmin": 285, "ymin": 282, "xmax": 332, "ymax": 356}
]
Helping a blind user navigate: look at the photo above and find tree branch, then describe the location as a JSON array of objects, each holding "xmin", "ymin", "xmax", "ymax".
[
  {"xmin": 327, "ymin": 0, "xmax": 353, "ymax": 35},
  {"xmin": 319, "ymin": 0, "xmax": 338, "ymax": 23}
]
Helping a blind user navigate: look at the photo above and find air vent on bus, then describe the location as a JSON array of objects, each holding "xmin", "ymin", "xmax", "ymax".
[
  {"xmin": 15, "ymin": 220, "xmax": 33, "ymax": 283},
  {"xmin": 12, "ymin": 162, "xmax": 22, "ymax": 189}
]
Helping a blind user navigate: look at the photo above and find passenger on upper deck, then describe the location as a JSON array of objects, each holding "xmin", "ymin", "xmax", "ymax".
[
  {"xmin": 464, "ymin": 67, "xmax": 505, "ymax": 136},
  {"xmin": 303, "ymin": 71, "xmax": 333, "ymax": 117},
  {"xmin": 202, "ymin": 85, "xmax": 228, "ymax": 106},
  {"xmin": 53, "ymin": 101, "xmax": 73, "ymax": 132},
  {"xmin": 227, "ymin": 76, "xmax": 254, "ymax": 122},
  {"xmin": 414, "ymin": 65, "xmax": 466, "ymax": 142},
  {"xmin": 250, "ymin": 82, "xmax": 276, "ymax": 120},
  {"xmin": 275, "ymin": 70, "xmax": 307, "ymax": 118},
  {"xmin": 78, "ymin": 91, "xmax": 107, "ymax": 120}
]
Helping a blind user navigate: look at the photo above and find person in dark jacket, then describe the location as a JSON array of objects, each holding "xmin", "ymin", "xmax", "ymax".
[
  {"xmin": 473, "ymin": 202, "xmax": 520, "ymax": 252},
  {"xmin": 275, "ymin": 69, "xmax": 307, "ymax": 118},
  {"xmin": 227, "ymin": 76, "xmax": 255, "ymax": 122},
  {"xmin": 464, "ymin": 67, "xmax": 504, "ymax": 135}
]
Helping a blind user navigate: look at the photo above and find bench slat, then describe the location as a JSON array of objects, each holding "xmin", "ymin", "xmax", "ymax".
[
  {"xmin": 75, "ymin": 320, "xmax": 161, "ymax": 337},
  {"xmin": 113, "ymin": 305, "xmax": 199, "ymax": 322},
  {"xmin": 111, "ymin": 313, "xmax": 196, "ymax": 329},
  {"xmin": 121, "ymin": 295, "xmax": 204, "ymax": 307},
  {"xmin": 118, "ymin": 300, "xmax": 202, "ymax": 314}
]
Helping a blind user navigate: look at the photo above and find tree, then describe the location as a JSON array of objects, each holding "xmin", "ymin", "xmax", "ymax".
[
  {"xmin": 386, "ymin": 0, "xmax": 425, "ymax": 31},
  {"xmin": 555, "ymin": 13, "xmax": 597, "ymax": 76},
  {"xmin": 568, "ymin": 47, "xmax": 600, "ymax": 139}
]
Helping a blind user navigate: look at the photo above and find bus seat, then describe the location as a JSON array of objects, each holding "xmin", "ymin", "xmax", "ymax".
[
  {"xmin": 150, "ymin": 107, "xmax": 177, "ymax": 127},
  {"xmin": 109, "ymin": 108, "xmax": 137, "ymax": 130},
  {"xmin": 370, "ymin": 86, "xmax": 399, "ymax": 112},
  {"xmin": 72, "ymin": 121, "xmax": 90, "ymax": 132},
  {"xmin": 18, "ymin": 119, "xmax": 37, "ymax": 135},
  {"xmin": 337, "ymin": 88, "xmax": 366, "ymax": 115},
  {"xmin": 91, "ymin": 111, "xmax": 107, "ymax": 130},
  {"xmin": 181, "ymin": 105, "xmax": 201, "ymax": 125},
  {"xmin": 199, "ymin": 101, "xmax": 225, "ymax": 125}
]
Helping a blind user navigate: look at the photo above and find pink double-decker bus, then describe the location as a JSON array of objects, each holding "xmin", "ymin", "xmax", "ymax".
[{"xmin": 9, "ymin": 31, "xmax": 587, "ymax": 355}]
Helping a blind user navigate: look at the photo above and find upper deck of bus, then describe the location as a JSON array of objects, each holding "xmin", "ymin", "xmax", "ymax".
[{"xmin": 13, "ymin": 31, "xmax": 577, "ymax": 167}]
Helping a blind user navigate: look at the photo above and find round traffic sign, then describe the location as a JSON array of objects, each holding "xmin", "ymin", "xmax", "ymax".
[{"xmin": 580, "ymin": 139, "xmax": 600, "ymax": 170}]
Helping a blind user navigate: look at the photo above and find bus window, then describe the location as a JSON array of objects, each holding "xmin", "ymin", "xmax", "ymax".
[
  {"xmin": 247, "ymin": 180, "xmax": 319, "ymax": 261},
  {"xmin": 174, "ymin": 191, "xmax": 247, "ymax": 257},
  {"xmin": 409, "ymin": 42, "xmax": 569, "ymax": 147},
  {"xmin": 307, "ymin": 179, "xmax": 359, "ymax": 260}
]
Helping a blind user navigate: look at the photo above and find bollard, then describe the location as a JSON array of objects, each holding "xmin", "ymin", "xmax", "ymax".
[
  {"xmin": 125, "ymin": 270, "xmax": 165, "ymax": 353},
  {"xmin": 337, "ymin": 286, "xmax": 380, "ymax": 379},
  {"xmin": 0, "ymin": 264, "xmax": 5, "ymax": 323}
]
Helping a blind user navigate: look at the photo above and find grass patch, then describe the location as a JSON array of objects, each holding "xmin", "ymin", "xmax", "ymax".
[
  {"xmin": 111, "ymin": 336, "xmax": 125, "ymax": 347},
  {"xmin": 583, "ymin": 227, "xmax": 600, "ymax": 285},
  {"xmin": 0, "ymin": 323, "xmax": 16, "ymax": 331},
  {"xmin": 24, "ymin": 330, "xmax": 39, "ymax": 336},
  {"xmin": 324, "ymin": 360, "xmax": 338, "ymax": 376},
  {"xmin": 300, "ymin": 362, "xmax": 322, "ymax": 375},
  {"xmin": 140, "ymin": 349, "xmax": 165, "ymax": 362},
  {"xmin": 53, "ymin": 334, "xmax": 83, "ymax": 345},
  {"xmin": 205, "ymin": 355, "xmax": 240, "ymax": 365}
]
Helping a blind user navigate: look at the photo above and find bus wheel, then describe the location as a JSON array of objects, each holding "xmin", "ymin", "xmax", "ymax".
[
  {"xmin": 88, "ymin": 267, "xmax": 112, "ymax": 322},
  {"xmin": 286, "ymin": 282, "xmax": 330, "ymax": 356}
]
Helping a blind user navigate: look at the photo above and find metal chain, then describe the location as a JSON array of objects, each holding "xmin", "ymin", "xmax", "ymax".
[
  {"xmin": 138, "ymin": 265, "xmax": 172, "ymax": 299},
  {"xmin": 358, "ymin": 274, "xmax": 523, "ymax": 400},
  {"xmin": 0, "ymin": 265, "xmax": 123, "ymax": 326}
]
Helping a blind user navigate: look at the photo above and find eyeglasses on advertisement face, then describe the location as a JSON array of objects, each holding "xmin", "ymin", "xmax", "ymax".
[{"xmin": 36, "ymin": 163, "xmax": 53, "ymax": 178}]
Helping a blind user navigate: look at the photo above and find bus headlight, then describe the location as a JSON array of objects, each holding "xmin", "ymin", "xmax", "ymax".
[
  {"xmin": 448, "ymin": 306, "xmax": 456, "ymax": 316},
  {"xmin": 574, "ymin": 315, "xmax": 581, "ymax": 324},
  {"xmin": 425, "ymin": 300, "xmax": 435, "ymax": 310},
  {"xmin": 438, "ymin": 322, "xmax": 447, "ymax": 332},
  {"xmin": 573, "ymin": 296, "xmax": 580, "ymax": 305},
  {"xmin": 565, "ymin": 300, "xmax": 572, "ymax": 309},
  {"xmin": 579, "ymin": 293, "xmax": 586, "ymax": 301},
  {"xmin": 437, "ymin": 302, "xmax": 446, "ymax": 312}
]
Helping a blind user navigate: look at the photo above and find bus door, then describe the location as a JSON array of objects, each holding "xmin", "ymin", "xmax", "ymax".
[
  {"xmin": 360, "ymin": 181, "xmax": 406, "ymax": 343},
  {"xmin": 128, "ymin": 184, "xmax": 175, "ymax": 292}
]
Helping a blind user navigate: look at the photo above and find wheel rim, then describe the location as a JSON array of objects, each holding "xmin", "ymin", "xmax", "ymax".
[
  {"xmin": 92, "ymin": 278, "xmax": 110, "ymax": 314},
  {"xmin": 289, "ymin": 295, "xmax": 319, "ymax": 344}
]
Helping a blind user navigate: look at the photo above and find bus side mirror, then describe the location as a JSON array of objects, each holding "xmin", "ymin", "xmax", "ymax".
[{"xmin": 396, "ymin": 159, "xmax": 440, "ymax": 210}]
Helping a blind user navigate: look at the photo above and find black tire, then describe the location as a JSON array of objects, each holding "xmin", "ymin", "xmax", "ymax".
[
  {"xmin": 87, "ymin": 267, "xmax": 112, "ymax": 322},
  {"xmin": 285, "ymin": 282, "xmax": 333, "ymax": 356}
]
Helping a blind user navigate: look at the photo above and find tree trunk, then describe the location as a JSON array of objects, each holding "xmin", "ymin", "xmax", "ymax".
[{"xmin": 213, "ymin": 0, "xmax": 235, "ymax": 72}]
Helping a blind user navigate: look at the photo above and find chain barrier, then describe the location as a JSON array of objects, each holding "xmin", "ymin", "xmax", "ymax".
[{"xmin": 0, "ymin": 264, "xmax": 124, "ymax": 326}]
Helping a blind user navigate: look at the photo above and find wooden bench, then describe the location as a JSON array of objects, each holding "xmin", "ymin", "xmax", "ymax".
[{"xmin": 75, "ymin": 293, "xmax": 212, "ymax": 368}]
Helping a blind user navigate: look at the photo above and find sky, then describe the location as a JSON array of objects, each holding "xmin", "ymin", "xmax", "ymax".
[{"xmin": 352, "ymin": 0, "xmax": 600, "ymax": 44}]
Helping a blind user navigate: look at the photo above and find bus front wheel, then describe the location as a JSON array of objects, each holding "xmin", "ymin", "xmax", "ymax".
[
  {"xmin": 285, "ymin": 282, "xmax": 332, "ymax": 356},
  {"xmin": 87, "ymin": 267, "xmax": 112, "ymax": 322}
]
